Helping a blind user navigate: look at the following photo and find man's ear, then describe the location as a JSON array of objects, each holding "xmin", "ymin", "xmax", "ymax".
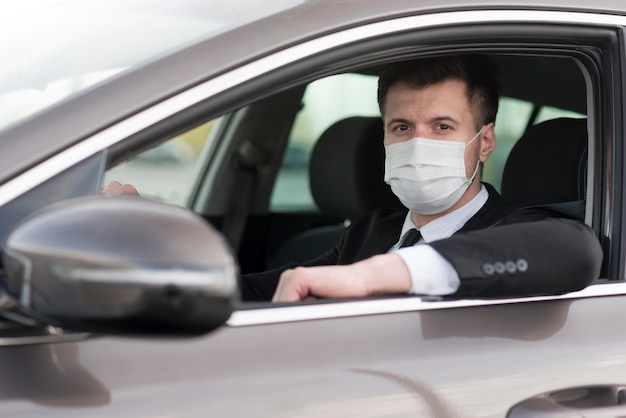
[{"xmin": 479, "ymin": 123, "xmax": 496, "ymax": 162}]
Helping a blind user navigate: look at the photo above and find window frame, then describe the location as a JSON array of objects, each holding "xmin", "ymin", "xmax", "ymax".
[
  {"xmin": 190, "ymin": 16, "xmax": 620, "ymax": 320},
  {"xmin": 1, "ymin": 10, "xmax": 624, "ymax": 331}
]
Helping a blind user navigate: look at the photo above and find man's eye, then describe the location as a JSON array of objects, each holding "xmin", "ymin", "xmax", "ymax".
[
  {"xmin": 436, "ymin": 124, "xmax": 451, "ymax": 130},
  {"xmin": 393, "ymin": 125, "xmax": 409, "ymax": 132}
]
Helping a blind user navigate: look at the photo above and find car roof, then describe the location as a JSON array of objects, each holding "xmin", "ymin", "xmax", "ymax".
[{"xmin": 0, "ymin": 0, "xmax": 621, "ymax": 186}]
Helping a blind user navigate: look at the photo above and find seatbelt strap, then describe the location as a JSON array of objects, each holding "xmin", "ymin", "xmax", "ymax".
[{"xmin": 221, "ymin": 139, "xmax": 269, "ymax": 250}]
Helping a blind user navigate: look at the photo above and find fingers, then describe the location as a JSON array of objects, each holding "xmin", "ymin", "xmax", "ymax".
[
  {"xmin": 101, "ymin": 181, "xmax": 140, "ymax": 196},
  {"xmin": 272, "ymin": 264, "xmax": 368, "ymax": 302},
  {"xmin": 272, "ymin": 268, "xmax": 312, "ymax": 302}
]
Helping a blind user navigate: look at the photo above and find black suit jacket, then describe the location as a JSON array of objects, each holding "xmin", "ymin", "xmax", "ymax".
[{"xmin": 241, "ymin": 184, "xmax": 603, "ymax": 301}]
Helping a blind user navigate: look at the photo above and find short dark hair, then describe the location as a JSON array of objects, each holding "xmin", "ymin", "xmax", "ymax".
[{"xmin": 377, "ymin": 55, "xmax": 500, "ymax": 129}]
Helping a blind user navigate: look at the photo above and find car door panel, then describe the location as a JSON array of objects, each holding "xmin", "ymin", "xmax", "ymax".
[{"xmin": 2, "ymin": 287, "xmax": 626, "ymax": 417}]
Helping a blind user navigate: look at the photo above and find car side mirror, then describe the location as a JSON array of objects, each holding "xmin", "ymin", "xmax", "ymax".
[{"xmin": 1, "ymin": 195, "xmax": 238, "ymax": 336}]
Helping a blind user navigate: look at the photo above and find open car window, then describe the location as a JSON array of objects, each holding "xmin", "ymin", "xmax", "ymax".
[{"xmin": 99, "ymin": 50, "xmax": 594, "ymax": 310}]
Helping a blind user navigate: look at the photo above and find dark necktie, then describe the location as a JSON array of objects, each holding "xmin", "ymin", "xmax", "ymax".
[{"xmin": 399, "ymin": 229, "xmax": 421, "ymax": 248}]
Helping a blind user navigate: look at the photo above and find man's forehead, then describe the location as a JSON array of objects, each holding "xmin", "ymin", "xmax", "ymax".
[
  {"xmin": 384, "ymin": 80, "xmax": 472, "ymax": 118},
  {"xmin": 388, "ymin": 78, "xmax": 468, "ymax": 96}
]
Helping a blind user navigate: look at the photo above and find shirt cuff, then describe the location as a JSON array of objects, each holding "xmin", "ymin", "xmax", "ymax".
[{"xmin": 392, "ymin": 245, "xmax": 460, "ymax": 295}]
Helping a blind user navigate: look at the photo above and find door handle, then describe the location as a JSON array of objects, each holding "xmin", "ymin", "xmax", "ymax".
[{"xmin": 507, "ymin": 385, "xmax": 626, "ymax": 417}]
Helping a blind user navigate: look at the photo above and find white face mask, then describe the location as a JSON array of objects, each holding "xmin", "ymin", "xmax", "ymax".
[{"xmin": 384, "ymin": 127, "xmax": 484, "ymax": 215}]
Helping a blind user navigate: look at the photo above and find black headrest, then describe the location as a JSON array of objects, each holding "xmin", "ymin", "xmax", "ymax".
[
  {"xmin": 501, "ymin": 117, "xmax": 588, "ymax": 202},
  {"xmin": 309, "ymin": 117, "xmax": 403, "ymax": 219}
]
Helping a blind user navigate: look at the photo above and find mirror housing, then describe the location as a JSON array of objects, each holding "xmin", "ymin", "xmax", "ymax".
[{"xmin": 1, "ymin": 195, "xmax": 238, "ymax": 336}]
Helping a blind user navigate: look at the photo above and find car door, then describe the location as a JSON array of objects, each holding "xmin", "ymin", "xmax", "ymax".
[{"xmin": 2, "ymin": 5, "xmax": 626, "ymax": 418}]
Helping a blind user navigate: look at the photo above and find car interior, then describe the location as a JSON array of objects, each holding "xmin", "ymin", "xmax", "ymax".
[{"xmin": 103, "ymin": 52, "xmax": 591, "ymax": 285}]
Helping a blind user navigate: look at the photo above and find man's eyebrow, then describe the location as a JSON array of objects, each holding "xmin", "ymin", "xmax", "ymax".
[
  {"xmin": 385, "ymin": 117, "xmax": 411, "ymax": 129},
  {"xmin": 430, "ymin": 115, "xmax": 461, "ymax": 125},
  {"xmin": 385, "ymin": 115, "xmax": 461, "ymax": 129}
]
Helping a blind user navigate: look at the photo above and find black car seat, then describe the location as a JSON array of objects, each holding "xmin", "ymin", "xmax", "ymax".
[
  {"xmin": 267, "ymin": 116, "xmax": 403, "ymax": 268},
  {"xmin": 501, "ymin": 117, "xmax": 588, "ymax": 203}
]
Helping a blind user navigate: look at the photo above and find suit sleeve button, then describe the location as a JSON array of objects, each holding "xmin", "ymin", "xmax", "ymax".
[
  {"xmin": 483, "ymin": 263, "xmax": 495, "ymax": 275},
  {"xmin": 494, "ymin": 262, "xmax": 506, "ymax": 274},
  {"xmin": 517, "ymin": 259, "xmax": 528, "ymax": 272},
  {"xmin": 505, "ymin": 261, "xmax": 517, "ymax": 273}
]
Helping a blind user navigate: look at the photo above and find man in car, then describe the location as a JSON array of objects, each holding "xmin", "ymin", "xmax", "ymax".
[
  {"xmin": 104, "ymin": 55, "xmax": 603, "ymax": 303},
  {"xmin": 243, "ymin": 55, "xmax": 603, "ymax": 302}
]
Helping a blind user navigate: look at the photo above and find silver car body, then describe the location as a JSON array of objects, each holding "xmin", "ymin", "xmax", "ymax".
[{"xmin": 1, "ymin": 1, "xmax": 626, "ymax": 417}]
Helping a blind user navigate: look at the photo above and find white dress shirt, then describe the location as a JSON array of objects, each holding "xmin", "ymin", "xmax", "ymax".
[{"xmin": 389, "ymin": 185, "xmax": 489, "ymax": 295}]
